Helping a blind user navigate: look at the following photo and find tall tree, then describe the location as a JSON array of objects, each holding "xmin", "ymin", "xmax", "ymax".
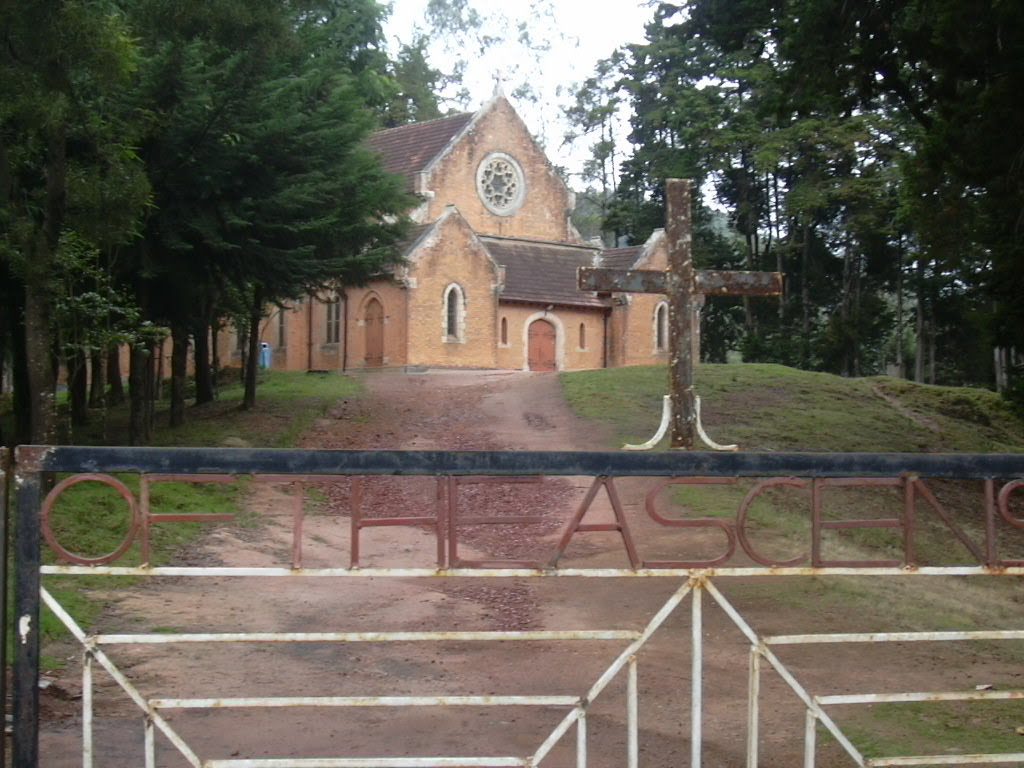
[{"xmin": 1, "ymin": 0, "xmax": 149, "ymax": 443}]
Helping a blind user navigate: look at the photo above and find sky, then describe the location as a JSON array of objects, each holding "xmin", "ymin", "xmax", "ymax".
[{"xmin": 382, "ymin": 0, "xmax": 656, "ymax": 185}]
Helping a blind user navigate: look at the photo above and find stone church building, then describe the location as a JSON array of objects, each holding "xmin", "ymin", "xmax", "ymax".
[{"xmin": 226, "ymin": 94, "xmax": 684, "ymax": 373}]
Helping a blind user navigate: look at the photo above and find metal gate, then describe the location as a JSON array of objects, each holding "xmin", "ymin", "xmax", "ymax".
[{"xmin": 4, "ymin": 446, "xmax": 1024, "ymax": 767}]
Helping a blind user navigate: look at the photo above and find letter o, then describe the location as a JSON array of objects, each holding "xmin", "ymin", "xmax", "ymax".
[
  {"xmin": 41, "ymin": 474, "xmax": 140, "ymax": 565},
  {"xmin": 998, "ymin": 480, "xmax": 1024, "ymax": 529}
]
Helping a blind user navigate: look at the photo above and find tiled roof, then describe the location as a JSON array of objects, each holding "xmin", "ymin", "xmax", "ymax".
[
  {"xmin": 600, "ymin": 246, "xmax": 642, "ymax": 270},
  {"xmin": 367, "ymin": 113, "xmax": 475, "ymax": 192},
  {"xmin": 480, "ymin": 236, "xmax": 609, "ymax": 309},
  {"xmin": 396, "ymin": 222, "xmax": 436, "ymax": 256}
]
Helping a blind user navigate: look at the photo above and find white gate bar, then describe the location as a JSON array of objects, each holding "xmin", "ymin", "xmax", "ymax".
[
  {"xmin": 144, "ymin": 718, "xmax": 155, "ymax": 768},
  {"xmin": 767, "ymin": 630, "xmax": 1024, "ymax": 645},
  {"xmin": 82, "ymin": 650, "xmax": 93, "ymax": 768},
  {"xmin": 702, "ymin": 580, "xmax": 866, "ymax": 768},
  {"xmin": 585, "ymin": 579, "xmax": 694, "ymax": 706},
  {"xmin": 41, "ymin": 587, "xmax": 203, "ymax": 768},
  {"xmin": 529, "ymin": 706, "xmax": 581, "ymax": 767},
  {"xmin": 746, "ymin": 647, "xmax": 760, "ymax": 768},
  {"xmin": 532, "ymin": 579, "xmax": 695, "ymax": 767},
  {"xmin": 867, "ymin": 754, "xmax": 1024, "ymax": 766},
  {"xmin": 692, "ymin": 582, "xmax": 703, "ymax": 768},
  {"xmin": 627, "ymin": 656, "xmax": 638, "ymax": 768},
  {"xmin": 803, "ymin": 709, "xmax": 816, "ymax": 768},
  {"xmin": 818, "ymin": 690, "xmax": 1024, "ymax": 705},
  {"xmin": 576, "ymin": 707, "xmax": 587, "ymax": 768},
  {"xmin": 206, "ymin": 758, "xmax": 528, "ymax": 767},
  {"xmin": 151, "ymin": 695, "xmax": 579, "ymax": 710},
  {"xmin": 93, "ymin": 630, "xmax": 640, "ymax": 645},
  {"xmin": 40, "ymin": 565, "xmax": 1024, "ymax": 577}
]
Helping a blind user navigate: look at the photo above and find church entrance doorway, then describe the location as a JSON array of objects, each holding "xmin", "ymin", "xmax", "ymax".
[
  {"xmin": 364, "ymin": 298, "xmax": 384, "ymax": 367},
  {"xmin": 527, "ymin": 319, "xmax": 556, "ymax": 372}
]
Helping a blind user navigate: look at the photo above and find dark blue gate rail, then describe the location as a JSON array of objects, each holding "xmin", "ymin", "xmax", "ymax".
[{"xmin": 8, "ymin": 444, "xmax": 1024, "ymax": 768}]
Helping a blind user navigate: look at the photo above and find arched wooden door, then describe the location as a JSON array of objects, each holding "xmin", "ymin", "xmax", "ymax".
[
  {"xmin": 364, "ymin": 298, "xmax": 384, "ymax": 367},
  {"xmin": 527, "ymin": 319, "xmax": 556, "ymax": 372}
]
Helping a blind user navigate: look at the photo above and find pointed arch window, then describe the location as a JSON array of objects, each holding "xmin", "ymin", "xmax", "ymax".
[
  {"xmin": 579, "ymin": 323, "xmax": 587, "ymax": 350},
  {"xmin": 655, "ymin": 302, "xmax": 669, "ymax": 352},
  {"xmin": 443, "ymin": 283, "xmax": 466, "ymax": 342},
  {"xmin": 277, "ymin": 309, "xmax": 287, "ymax": 349},
  {"xmin": 500, "ymin": 317, "xmax": 508, "ymax": 346},
  {"xmin": 325, "ymin": 295, "xmax": 342, "ymax": 344}
]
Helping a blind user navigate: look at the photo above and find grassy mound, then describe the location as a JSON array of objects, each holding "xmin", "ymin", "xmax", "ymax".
[{"xmin": 561, "ymin": 363, "xmax": 1024, "ymax": 452}]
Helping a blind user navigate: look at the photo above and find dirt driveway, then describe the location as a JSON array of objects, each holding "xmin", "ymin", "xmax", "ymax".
[{"xmin": 39, "ymin": 370, "xmax": 1023, "ymax": 766}]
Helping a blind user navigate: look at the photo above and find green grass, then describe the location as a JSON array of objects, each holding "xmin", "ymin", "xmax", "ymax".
[
  {"xmin": 826, "ymin": 700, "xmax": 1024, "ymax": 759},
  {"xmin": 560, "ymin": 363, "xmax": 1024, "ymax": 452},
  {"xmin": 64, "ymin": 370, "xmax": 360, "ymax": 448},
  {"xmin": 563, "ymin": 363, "xmax": 1024, "ymax": 755},
  {"xmin": 11, "ymin": 371, "xmax": 363, "ymax": 665}
]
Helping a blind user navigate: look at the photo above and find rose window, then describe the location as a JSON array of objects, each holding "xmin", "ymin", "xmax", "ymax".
[{"xmin": 477, "ymin": 153, "xmax": 525, "ymax": 215}]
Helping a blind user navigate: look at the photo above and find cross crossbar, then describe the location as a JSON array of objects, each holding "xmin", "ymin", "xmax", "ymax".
[{"xmin": 578, "ymin": 268, "xmax": 782, "ymax": 297}]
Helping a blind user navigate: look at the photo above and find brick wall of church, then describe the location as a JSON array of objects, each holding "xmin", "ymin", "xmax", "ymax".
[
  {"xmin": 215, "ymin": 296, "xmax": 346, "ymax": 373},
  {"xmin": 423, "ymin": 98, "xmax": 575, "ymax": 242},
  {"xmin": 496, "ymin": 304, "xmax": 606, "ymax": 371},
  {"xmin": 612, "ymin": 234, "xmax": 705, "ymax": 368},
  {"xmin": 345, "ymin": 281, "xmax": 409, "ymax": 370},
  {"xmin": 405, "ymin": 214, "xmax": 500, "ymax": 369}
]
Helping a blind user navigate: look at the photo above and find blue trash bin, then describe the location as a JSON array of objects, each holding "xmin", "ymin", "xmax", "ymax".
[{"xmin": 259, "ymin": 342, "xmax": 272, "ymax": 369}]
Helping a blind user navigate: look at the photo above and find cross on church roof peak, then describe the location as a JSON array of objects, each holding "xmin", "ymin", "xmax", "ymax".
[{"xmin": 491, "ymin": 71, "xmax": 506, "ymax": 97}]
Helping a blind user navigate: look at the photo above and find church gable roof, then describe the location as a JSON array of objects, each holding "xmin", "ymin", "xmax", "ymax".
[
  {"xmin": 600, "ymin": 246, "xmax": 643, "ymax": 270},
  {"xmin": 481, "ymin": 236, "xmax": 608, "ymax": 309},
  {"xmin": 367, "ymin": 113, "xmax": 474, "ymax": 192},
  {"xmin": 598, "ymin": 230, "xmax": 667, "ymax": 271}
]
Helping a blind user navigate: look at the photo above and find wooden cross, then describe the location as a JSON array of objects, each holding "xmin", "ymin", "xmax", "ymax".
[{"xmin": 579, "ymin": 179, "xmax": 783, "ymax": 449}]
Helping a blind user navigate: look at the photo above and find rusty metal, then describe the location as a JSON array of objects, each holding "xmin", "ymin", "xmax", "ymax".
[
  {"xmin": 350, "ymin": 476, "xmax": 445, "ymax": 568},
  {"xmin": 811, "ymin": 478, "xmax": 903, "ymax": 568},
  {"xmin": 550, "ymin": 476, "xmax": 640, "ymax": 569},
  {"xmin": 997, "ymin": 478, "xmax": 1024, "ymax": 527},
  {"xmin": 736, "ymin": 477, "xmax": 808, "ymax": 567},
  {"xmin": 11, "ymin": 445, "xmax": 1024, "ymax": 768},
  {"xmin": 643, "ymin": 477, "xmax": 738, "ymax": 567},
  {"xmin": 447, "ymin": 476, "xmax": 547, "ymax": 568},
  {"xmin": 140, "ymin": 474, "xmax": 235, "ymax": 565},
  {"xmin": 41, "ymin": 474, "xmax": 140, "ymax": 566}
]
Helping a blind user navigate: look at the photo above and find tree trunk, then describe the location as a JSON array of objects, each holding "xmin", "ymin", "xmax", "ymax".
[
  {"xmin": 928, "ymin": 324, "xmax": 936, "ymax": 385},
  {"xmin": 88, "ymin": 348, "xmax": 105, "ymax": 407},
  {"xmin": 145, "ymin": 340, "xmax": 157, "ymax": 438},
  {"xmin": 243, "ymin": 284, "xmax": 263, "ymax": 410},
  {"xmin": 107, "ymin": 343, "xmax": 125, "ymax": 404},
  {"xmin": 23, "ymin": 128, "xmax": 66, "ymax": 444},
  {"xmin": 194, "ymin": 320, "xmax": 214, "ymax": 405},
  {"xmin": 210, "ymin": 323, "xmax": 220, "ymax": 400},
  {"xmin": 7, "ymin": 282, "xmax": 32, "ymax": 445},
  {"xmin": 914, "ymin": 257, "xmax": 925, "ymax": 383},
  {"xmin": 840, "ymin": 236, "xmax": 853, "ymax": 377},
  {"xmin": 154, "ymin": 340, "xmax": 165, "ymax": 401},
  {"xmin": 852, "ymin": 249, "xmax": 862, "ymax": 378},
  {"xmin": 69, "ymin": 348, "xmax": 89, "ymax": 427},
  {"xmin": 800, "ymin": 221, "xmax": 812, "ymax": 369},
  {"xmin": 895, "ymin": 236, "xmax": 904, "ymax": 377},
  {"xmin": 128, "ymin": 344, "xmax": 147, "ymax": 445},
  {"xmin": 169, "ymin": 325, "xmax": 189, "ymax": 427}
]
